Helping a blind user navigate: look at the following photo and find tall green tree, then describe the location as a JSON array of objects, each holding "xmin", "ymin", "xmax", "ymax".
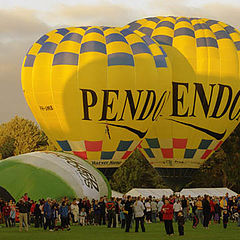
[
  {"xmin": 190, "ymin": 125, "xmax": 240, "ymax": 193},
  {"xmin": 110, "ymin": 149, "xmax": 166, "ymax": 193},
  {"xmin": 0, "ymin": 135, "xmax": 15, "ymax": 159},
  {"xmin": 0, "ymin": 116, "xmax": 57, "ymax": 158}
]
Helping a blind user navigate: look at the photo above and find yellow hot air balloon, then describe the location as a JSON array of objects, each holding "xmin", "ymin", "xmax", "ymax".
[
  {"xmin": 21, "ymin": 26, "xmax": 172, "ymax": 177},
  {"xmin": 123, "ymin": 17, "xmax": 240, "ymax": 189}
]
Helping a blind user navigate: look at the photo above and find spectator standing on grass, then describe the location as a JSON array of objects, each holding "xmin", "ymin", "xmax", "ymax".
[
  {"xmin": 173, "ymin": 200, "xmax": 182, "ymax": 222},
  {"xmin": 3, "ymin": 201, "xmax": 11, "ymax": 227},
  {"xmin": 223, "ymin": 210, "xmax": 229, "ymax": 229},
  {"xmin": 237, "ymin": 199, "xmax": 240, "ymax": 227},
  {"xmin": 177, "ymin": 211, "xmax": 185, "ymax": 236},
  {"xmin": 161, "ymin": 199, "xmax": 174, "ymax": 236},
  {"xmin": 17, "ymin": 198, "xmax": 28, "ymax": 232},
  {"xmin": 196, "ymin": 196, "xmax": 203, "ymax": 224},
  {"xmin": 192, "ymin": 202, "xmax": 199, "ymax": 229},
  {"xmin": 202, "ymin": 195, "xmax": 211, "ymax": 228},
  {"xmin": 44, "ymin": 198, "xmax": 53, "ymax": 231},
  {"xmin": 98, "ymin": 197, "xmax": 106, "ymax": 225},
  {"xmin": 133, "ymin": 196, "xmax": 145, "ymax": 232},
  {"xmin": 151, "ymin": 198, "xmax": 158, "ymax": 223},
  {"xmin": 214, "ymin": 200, "xmax": 221, "ymax": 224},
  {"xmin": 71, "ymin": 198, "xmax": 79, "ymax": 225},
  {"xmin": 145, "ymin": 199, "xmax": 152, "ymax": 223},
  {"xmin": 157, "ymin": 198, "xmax": 164, "ymax": 222},
  {"xmin": 59, "ymin": 201, "xmax": 70, "ymax": 230},
  {"xmin": 124, "ymin": 195, "xmax": 133, "ymax": 232},
  {"xmin": 181, "ymin": 195, "xmax": 188, "ymax": 221},
  {"xmin": 106, "ymin": 197, "xmax": 116, "ymax": 228},
  {"xmin": 79, "ymin": 208, "xmax": 87, "ymax": 226},
  {"xmin": 119, "ymin": 201, "xmax": 126, "ymax": 229},
  {"xmin": 9, "ymin": 201, "xmax": 16, "ymax": 227}
]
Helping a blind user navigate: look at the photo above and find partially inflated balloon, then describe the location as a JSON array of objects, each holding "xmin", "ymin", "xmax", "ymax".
[
  {"xmin": 21, "ymin": 26, "xmax": 172, "ymax": 177},
  {"xmin": 123, "ymin": 17, "xmax": 240, "ymax": 188}
]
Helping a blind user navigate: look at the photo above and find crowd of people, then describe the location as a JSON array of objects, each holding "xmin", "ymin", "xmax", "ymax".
[{"xmin": 0, "ymin": 192, "xmax": 240, "ymax": 235}]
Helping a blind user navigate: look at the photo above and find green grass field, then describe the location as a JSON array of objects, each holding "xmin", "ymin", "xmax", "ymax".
[{"xmin": 0, "ymin": 221, "xmax": 239, "ymax": 240}]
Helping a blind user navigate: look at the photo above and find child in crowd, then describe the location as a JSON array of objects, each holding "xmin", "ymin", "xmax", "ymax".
[
  {"xmin": 214, "ymin": 202, "xmax": 221, "ymax": 224},
  {"xmin": 177, "ymin": 211, "xmax": 185, "ymax": 236},
  {"xmin": 88, "ymin": 207, "xmax": 95, "ymax": 225},
  {"xmin": 80, "ymin": 208, "xmax": 87, "ymax": 226},
  {"xmin": 223, "ymin": 210, "xmax": 229, "ymax": 229},
  {"xmin": 10, "ymin": 202, "xmax": 16, "ymax": 227}
]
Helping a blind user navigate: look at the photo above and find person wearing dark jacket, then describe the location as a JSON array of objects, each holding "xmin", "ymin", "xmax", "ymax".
[
  {"xmin": 34, "ymin": 201, "xmax": 41, "ymax": 228},
  {"xmin": 2, "ymin": 202, "xmax": 11, "ymax": 227},
  {"xmin": 124, "ymin": 195, "xmax": 133, "ymax": 232},
  {"xmin": 98, "ymin": 197, "xmax": 106, "ymax": 225},
  {"xmin": 106, "ymin": 197, "xmax": 116, "ymax": 228},
  {"xmin": 223, "ymin": 210, "xmax": 229, "ymax": 229},
  {"xmin": 44, "ymin": 198, "xmax": 53, "ymax": 231},
  {"xmin": 202, "ymin": 195, "xmax": 211, "ymax": 228},
  {"xmin": 177, "ymin": 211, "xmax": 185, "ymax": 236},
  {"xmin": 17, "ymin": 199, "xmax": 29, "ymax": 232}
]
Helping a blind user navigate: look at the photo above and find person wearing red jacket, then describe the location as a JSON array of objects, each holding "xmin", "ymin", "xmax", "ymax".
[
  {"xmin": 161, "ymin": 199, "xmax": 174, "ymax": 236},
  {"xmin": 3, "ymin": 202, "xmax": 11, "ymax": 227}
]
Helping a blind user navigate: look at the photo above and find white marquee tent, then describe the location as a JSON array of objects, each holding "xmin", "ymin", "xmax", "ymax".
[
  {"xmin": 111, "ymin": 190, "xmax": 124, "ymax": 198},
  {"xmin": 180, "ymin": 188, "xmax": 238, "ymax": 198},
  {"xmin": 126, "ymin": 188, "xmax": 173, "ymax": 198}
]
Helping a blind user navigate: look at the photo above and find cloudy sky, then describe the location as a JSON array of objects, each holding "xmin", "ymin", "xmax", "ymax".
[{"xmin": 0, "ymin": 0, "xmax": 240, "ymax": 123}]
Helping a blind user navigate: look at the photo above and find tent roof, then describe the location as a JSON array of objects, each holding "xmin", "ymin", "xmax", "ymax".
[
  {"xmin": 126, "ymin": 188, "xmax": 173, "ymax": 198},
  {"xmin": 111, "ymin": 190, "xmax": 123, "ymax": 198},
  {"xmin": 180, "ymin": 188, "xmax": 238, "ymax": 197}
]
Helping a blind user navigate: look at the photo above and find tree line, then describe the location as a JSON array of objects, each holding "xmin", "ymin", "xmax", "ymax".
[{"xmin": 0, "ymin": 116, "xmax": 239, "ymax": 193}]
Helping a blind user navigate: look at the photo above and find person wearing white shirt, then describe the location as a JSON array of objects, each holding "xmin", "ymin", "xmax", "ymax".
[
  {"xmin": 173, "ymin": 200, "xmax": 182, "ymax": 222},
  {"xmin": 133, "ymin": 196, "xmax": 145, "ymax": 232}
]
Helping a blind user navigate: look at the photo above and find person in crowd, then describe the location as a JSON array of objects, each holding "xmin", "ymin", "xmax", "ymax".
[
  {"xmin": 214, "ymin": 200, "xmax": 221, "ymax": 224},
  {"xmin": 181, "ymin": 195, "xmax": 188, "ymax": 221},
  {"xmin": 220, "ymin": 196, "xmax": 228, "ymax": 212},
  {"xmin": 79, "ymin": 208, "xmax": 87, "ymax": 226},
  {"xmin": 196, "ymin": 196, "xmax": 203, "ymax": 224},
  {"xmin": 202, "ymin": 195, "xmax": 211, "ymax": 228},
  {"xmin": 93, "ymin": 200, "xmax": 100, "ymax": 225},
  {"xmin": 88, "ymin": 206, "xmax": 95, "ymax": 225},
  {"xmin": 59, "ymin": 201, "xmax": 70, "ymax": 230},
  {"xmin": 133, "ymin": 196, "xmax": 145, "ymax": 232},
  {"xmin": 124, "ymin": 195, "xmax": 133, "ymax": 232},
  {"xmin": 70, "ymin": 198, "xmax": 79, "ymax": 225},
  {"xmin": 237, "ymin": 198, "xmax": 240, "ymax": 227},
  {"xmin": 9, "ymin": 201, "xmax": 16, "ymax": 227},
  {"xmin": 157, "ymin": 197, "xmax": 164, "ymax": 222},
  {"xmin": 23, "ymin": 193, "xmax": 28, "ymax": 202},
  {"xmin": 151, "ymin": 198, "xmax": 158, "ymax": 223},
  {"xmin": 145, "ymin": 199, "xmax": 152, "ymax": 223},
  {"xmin": 223, "ymin": 210, "xmax": 229, "ymax": 229},
  {"xmin": 34, "ymin": 200, "xmax": 41, "ymax": 228},
  {"xmin": 192, "ymin": 203, "xmax": 199, "ymax": 229},
  {"xmin": 17, "ymin": 198, "xmax": 29, "ymax": 232},
  {"xmin": 51, "ymin": 199, "xmax": 58, "ymax": 229},
  {"xmin": 177, "ymin": 211, "xmax": 185, "ymax": 236},
  {"xmin": 3, "ymin": 201, "xmax": 11, "ymax": 227},
  {"xmin": 173, "ymin": 199, "xmax": 182, "ymax": 222},
  {"xmin": 114, "ymin": 198, "xmax": 120, "ymax": 227},
  {"xmin": 98, "ymin": 197, "xmax": 106, "ymax": 225},
  {"xmin": 43, "ymin": 198, "xmax": 53, "ymax": 231},
  {"xmin": 106, "ymin": 197, "xmax": 116, "ymax": 228},
  {"xmin": 161, "ymin": 199, "xmax": 174, "ymax": 236},
  {"xmin": 119, "ymin": 200, "xmax": 126, "ymax": 229}
]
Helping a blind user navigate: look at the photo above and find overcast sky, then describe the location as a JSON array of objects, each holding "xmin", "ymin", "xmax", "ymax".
[{"xmin": 0, "ymin": 0, "xmax": 240, "ymax": 123}]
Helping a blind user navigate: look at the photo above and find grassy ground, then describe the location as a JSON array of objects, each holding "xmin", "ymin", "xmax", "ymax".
[{"xmin": 0, "ymin": 221, "xmax": 239, "ymax": 240}]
